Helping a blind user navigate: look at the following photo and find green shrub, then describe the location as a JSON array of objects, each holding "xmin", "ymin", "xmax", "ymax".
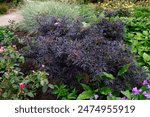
[
  {"xmin": 0, "ymin": 4, "xmax": 9, "ymax": 14},
  {"xmin": 19, "ymin": 0, "xmax": 80, "ymax": 32},
  {"xmin": 0, "ymin": 27, "xmax": 49, "ymax": 99}
]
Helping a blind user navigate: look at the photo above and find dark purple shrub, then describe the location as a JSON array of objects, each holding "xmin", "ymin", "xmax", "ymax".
[{"xmin": 22, "ymin": 16, "xmax": 147, "ymax": 91}]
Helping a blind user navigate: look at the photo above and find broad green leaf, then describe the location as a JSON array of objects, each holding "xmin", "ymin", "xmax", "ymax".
[
  {"xmin": 143, "ymin": 31, "xmax": 148, "ymax": 36},
  {"xmin": 99, "ymin": 87, "xmax": 112, "ymax": 95},
  {"xmin": 143, "ymin": 53, "xmax": 150, "ymax": 62},
  {"xmin": 48, "ymin": 84, "xmax": 55, "ymax": 89},
  {"xmin": 27, "ymin": 92, "xmax": 34, "ymax": 98},
  {"xmin": 40, "ymin": 79, "xmax": 48, "ymax": 86},
  {"xmin": 121, "ymin": 90, "xmax": 131, "ymax": 100},
  {"xmin": 97, "ymin": 72, "xmax": 116, "ymax": 80},
  {"xmin": 117, "ymin": 64, "xmax": 129, "ymax": 76},
  {"xmin": 77, "ymin": 90, "xmax": 93, "ymax": 100},
  {"xmin": 81, "ymin": 83, "xmax": 91, "ymax": 91}
]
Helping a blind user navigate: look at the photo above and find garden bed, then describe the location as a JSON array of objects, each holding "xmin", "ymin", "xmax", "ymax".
[{"xmin": 0, "ymin": 0, "xmax": 150, "ymax": 100}]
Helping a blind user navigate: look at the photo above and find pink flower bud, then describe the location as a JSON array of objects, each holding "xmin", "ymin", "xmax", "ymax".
[
  {"xmin": 0, "ymin": 47, "xmax": 5, "ymax": 53},
  {"xmin": 19, "ymin": 83, "xmax": 25, "ymax": 89},
  {"xmin": 12, "ymin": 45, "xmax": 17, "ymax": 50}
]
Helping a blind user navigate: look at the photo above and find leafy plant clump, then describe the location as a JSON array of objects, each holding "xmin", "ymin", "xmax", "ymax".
[
  {"xmin": 0, "ymin": 27, "xmax": 49, "ymax": 99},
  {"xmin": 19, "ymin": 0, "xmax": 80, "ymax": 32},
  {"xmin": 23, "ymin": 16, "xmax": 148, "ymax": 91},
  {"xmin": 0, "ymin": 3, "xmax": 9, "ymax": 14},
  {"xmin": 124, "ymin": 7, "xmax": 150, "ymax": 72}
]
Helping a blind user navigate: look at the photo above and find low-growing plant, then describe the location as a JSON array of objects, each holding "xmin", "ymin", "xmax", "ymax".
[
  {"xmin": 124, "ymin": 7, "xmax": 150, "ymax": 72},
  {"xmin": 76, "ymin": 76, "xmax": 150, "ymax": 100},
  {"xmin": 0, "ymin": 27, "xmax": 18, "ymax": 45},
  {"xmin": 0, "ymin": 27, "xmax": 49, "ymax": 99},
  {"xmin": 49, "ymin": 84, "xmax": 77, "ymax": 100}
]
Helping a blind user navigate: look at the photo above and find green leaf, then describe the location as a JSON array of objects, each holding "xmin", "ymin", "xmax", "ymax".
[
  {"xmin": 99, "ymin": 87, "xmax": 112, "ymax": 95},
  {"xmin": 77, "ymin": 90, "xmax": 93, "ymax": 100},
  {"xmin": 67, "ymin": 89, "xmax": 77, "ymax": 100},
  {"xmin": 81, "ymin": 83, "xmax": 91, "ymax": 91},
  {"xmin": 40, "ymin": 79, "xmax": 48, "ymax": 86},
  {"xmin": 143, "ymin": 53, "xmax": 150, "ymax": 62},
  {"xmin": 97, "ymin": 72, "xmax": 116, "ymax": 80},
  {"xmin": 48, "ymin": 84, "xmax": 55, "ymax": 89},
  {"xmin": 121, "ymin": 90, "xmax": 131, "ymax": 100},
  {"xmin": 117, "ymin": 64, "xmax": 129, "ymax": 76},
  {"xmin": 143, "ymin": 31, "xmax": 148, "ymax": 36},
  {"xmin": 141, "ymin": 85, "xmax": 147, "ymax": 91},
  {"xmin": 82, "ymin": 22, "xmax": 90, "ymax": 27},
  {"xmin": 27, "ymin": 92, "xmax": 34, "ymax": 98},
  {"xmin": 42, "ymin": 85, "xmax": 48, "ymax": 93}
]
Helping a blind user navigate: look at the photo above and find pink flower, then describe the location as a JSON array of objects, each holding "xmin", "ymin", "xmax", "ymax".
[
  {"xmin": 143, "ymin": 91, "xmax": 147, "ymax": 95},
  {"xmin": 143, "ymin": 80, "xmax": 148, "ymax": 85},
  {"xmin": 147, "ymin": 85, "xmax": 150, "ymax": 90},
  {"xmin": 143, "ymin": 91, "xmax": 150, "ymax": 98},
  {"xmin": 144, "ymin": 93, "xmax": 150, "ymax": 99},
  {"xmin": 107, "ymin": 92, "xmax": 112, "ymax": 97},
  {"xmin": 19, "ymin": 83, "xmax": 25, "ymax": 89},
  {"xmin": 132, "ymin": 87, "xmax": 142, "ymax": 95},
  {"xmin": 0, "ymin": 47, "xmax": 5, "ymax": 53},
  {"xmin": 94, "ymin": 94, "xmax": 99, "ymax": 100},
  {"xmin": 12, "ymin": 45, "xmax": 17, "ymax": 50}
]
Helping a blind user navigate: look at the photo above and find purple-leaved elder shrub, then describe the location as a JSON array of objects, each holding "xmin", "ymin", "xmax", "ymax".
[{"xmin": 22, "ymin": 16, "xmax": 149, "ymax": 91}]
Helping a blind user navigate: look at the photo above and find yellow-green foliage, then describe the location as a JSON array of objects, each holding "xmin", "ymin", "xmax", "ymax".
[
  {"xmin": 96, "ymin": 0, "xmax": 150, "ymax": 11},
  {"xmin": 0, "ymin": 3, "xmax": 9, "ymax": 14},
  {"xmin": 97, "ymin": 0, "xmax": 135, "ymax": 10}
]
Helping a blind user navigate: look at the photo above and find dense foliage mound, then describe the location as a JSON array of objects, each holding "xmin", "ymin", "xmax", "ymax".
[{"xmin": 22, "ymin": 16, "xmax": 148, "ymax": 91}]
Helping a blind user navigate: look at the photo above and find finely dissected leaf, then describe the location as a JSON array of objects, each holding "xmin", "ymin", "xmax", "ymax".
[
  {"xmin": 99, "ymin": 87, "xmax": 112, "ymax": 95},
  {"xmin": 81, "ymin": 83, "xmax": 91, "ymax": 91},
  {"xmin": 97, "ymin": 72, "xmax": 116, "ymax": 80},
  {"xmin": 143, "ymin": 53, "xmax": 150, "ymax": 62},
  {"xmin": 27, "ymin": 92, "xmax": 34, "ymax": 98},
  {"xmin": 117, "ymin": 64, "xmax": 129, "ymax": 76},
  {"xmin": 77, "ymin": 90, "xmax": 93, "ymax": 100},
  {"xmin": 121, "ymin": 90, "xmax": 131, "ymax": 100}
]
